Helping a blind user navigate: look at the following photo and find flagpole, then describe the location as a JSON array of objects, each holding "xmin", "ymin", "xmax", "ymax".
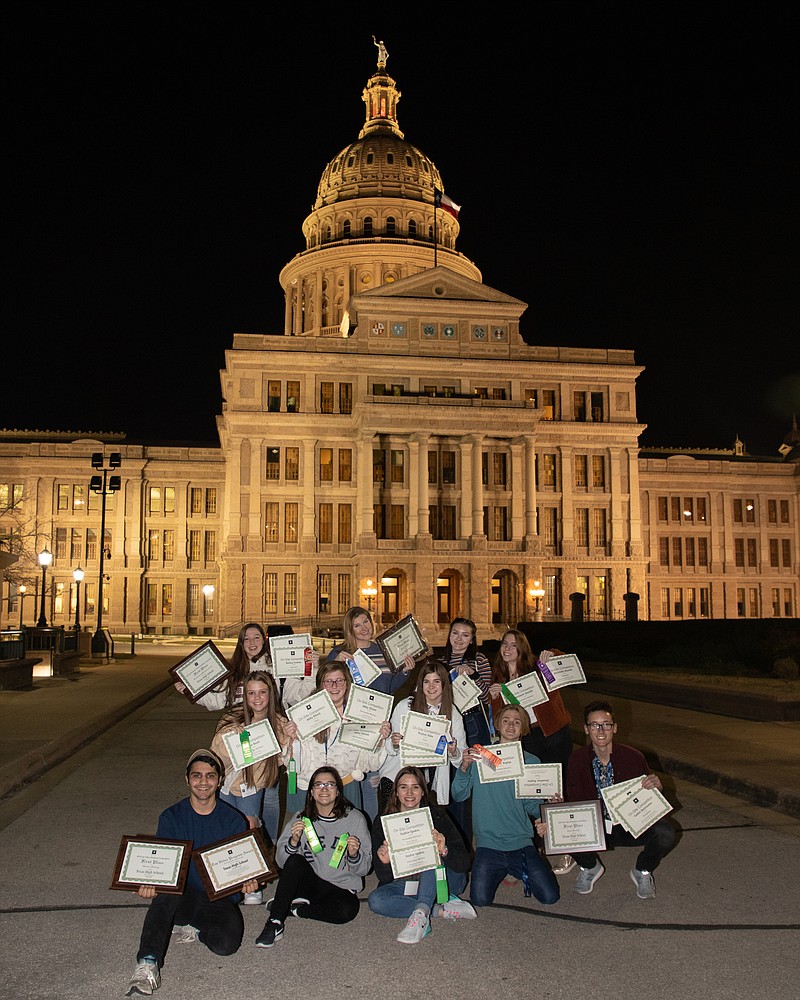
[{"xmin": 433, "ymin": 197, "xmax": 438, "ymax": 269}]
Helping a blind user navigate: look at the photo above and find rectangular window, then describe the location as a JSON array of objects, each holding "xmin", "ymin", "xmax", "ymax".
[
  {"xmin": 475, "ymin": 386, "xmax": 489, "ymax": 400},
  {"xmin": 149, "ymin": 488, "xmax": 161, "ymax": 514},
  {"xmin": 285, "ymin": 503, "xmax": 299, "ymax": 543},
  {"xmin": 745, "ymin": 500, "xmax": 755, "ymax": 523},
  {"xmin": 574, "ymin": 391, "xmax": 587, "ymax": 421},
  {"xmin": 338, "ymin": 449, "xmax": 352, "ymax": 482},
  {"xmin": 683, "ymin": 498, "xmax": 694, "ymax": 521},
  {"xmin": 339, "ymin": 383, "xmax": 353, "ymax": 414},
  {"xmin": 284, "ymin": 573, "xmax": 297, "ymax": 614},
  {"xmin": 575, "ymin": 456, "xmax": 588, "ymax": 488},
  {"xmin": 86, "ymin": 529, "xmax": 97, "ymax": 561},
  {"xmin": 54, "ymin": 527, "xmax": 67, "ymax": 559},
  {"xmin": 659, "ymin": 537, "xmax": 670, "ymax": 566},
  {"xmin": 338, "ymin": 503, "xmax": 352, "ymax": 543},
  {"xmin": 493, "ymin": 506, "xmax": 508, "ymax": 541},
  {"xmin": 191, "ymin": 488, "xmax": 203, "ymax": 514},
  {"xmin": 163, "ymin": 530, "xmax": 174, "ymax": 562},
  {"xmin": 338, "ymin": 574, "xmax": 351, "ymax": 615},
  {"xmin": 698, "ymin": 537, "xmax": 708, "ymax": 566},
  {"xmin": 672, "ymin": 537, "xmax": 682, "ymax": 566},
  {"xmin": 685, "ymin": 537, "xmax": 695, "ymax": 566},
  {"xmin": 1, "ymin": 482, "xmax": 24, "ymax": 511},
  {"xmin": 320, "ymin": 382, "xmax": 334, "ymax": 413},
  {"xmin": 768, "ymin": 500, "xmax": 778, "ymax": 523},
  {"xmin": 770, "ymin": 538, "xmax": 780, "ymax": 568},
  {"xmin": 657, "ymin": 496, "xmax": 668, "ymax": 522},
  {"xmin": 491, "ymin": 387, "xmax": 506, "ymax": 400},
  {"xmin": 390, "ymin": 504, "xmax": 405, "ymax": 539},
  {"xmin": 148, "ymin": 529, "xmax": 160, "ymax": 562},
  {"xmin": 575, "ymin": 508, "xmax": 589, "ymax": 546},
  {"xmin": 373, "ymin": 450, "xmax": 385, "ymax": 483},
  {"xmin": 189, "ymin": 530, "xmax": 201, "ymax": 561},
  {"xmin": 285, "ymin": 447, "xmax": 299, "ymax": 481},
  {"xmin": 733, "ymin": 499, "xmax": 743, "ymax": 523},
  {"xmin": 541, "ymin": 454, "xmax": 556, "ymax": 488},
  {"xmin": 660, "ymin": 587, "xmax": 670, "ymax": 618},
  {"xmin": 592, "ymin": 509, "xmax": 607, "ymax": 547},
  {"xmin": 391, "ymin": 450, "xmax": 405, "ymax": 484},
  {"xmin": 482, "ymin": 452, "xmax": 489, "ymax": 486},
  {"xmin": 265, "ymin": 573, "xmax": 278, "ymax": 614},
  {"xmin": 541, "ymin": 390, "xmax": 555, "ymax": 420},
  {"xmin": 442, "ymin": 451, "xmax": 456, "ymax": 485},
  {"xmin": 747, "ymin": 538, "xmax": 757, "ymax": 567},
  {"xmin": 146, "ymin": 584, "xmax": 158, "ymax": 617},
  {"xmin": 268, "ymin": 380, "xmax": 281, "ymax": 412},
  {"xmin": 542, "ymin": 507, "xmax": 558, "ymax": 546},
  {"xmin": 58, "ymin": 484, "xmax": 69, "ymax": 511},
  {"xmin": 266, "ymin": 447, "xmax": 281, "ymax": 480},
  {"xmin": 780, "ymin": 500, "xmax": 790, "ymax": 523},
  {"xmin": 319, "ymin": 448, "xmax": 334, "ymax": 482},
  {"xmin": 73, "ymin": 484, "xmax": 86, "ymax": 510},
  {"xmin": 697, "ymin": 497, "xmax": 707, "ymax": 522},
  {"xmin": 782, "ymin": 539, "xmax": 791, "ymax": 567},
  {"xmin": 428, "ymin": 452, "xmax": 438, "ymax": 485},
  {"xmin": 162, "ymin": 584, "xmax": 173, "ymax": 617},
  {"xmin": 204, "ymin": 531, "xmax": 216, "ymax": 562},
  {"xmin": 205, "ymin": 489, "xmax": 217, "ymax": 515},
  {"xmin": 374, "ymin": 504, "xmax": 386, "ymax": 538},
  {"xmin": 590, "ymin": 392, "xmax": 604, "ymax": 422},
  {"xmin": 286, "ymin": 381, "xmax": 300, "ymax": 413},
  {"xmin": 318, "ymin": 573, "xmax": 331, "ymax": 613},
  {"xmin": 493, "ymin": 453, "xmax": 507, "ymax": 487},
  {"xmin": 734, "ymin": 538, "xmax": 744, "ymax": 567},
  {"xmin": 319, "ymin": 503, "xmax": 333, "ymax": 543},
  {"xmin": 591, "ymin": 456, "xmax": 605, "ymax": 489},
  {"xmin": 748, "ymin": 588, "xmax": 759, "ymax": 617},
  {"xmin": 187, "ymin": 583, "xmax": 199, "ymax": 618},
  {"xmin": 164, "ymin": 487, "xmax": 175, "ymax": 514},
  {"xmin": 265, "ymin": 502, "xmax": 279, "ymax": 543}
]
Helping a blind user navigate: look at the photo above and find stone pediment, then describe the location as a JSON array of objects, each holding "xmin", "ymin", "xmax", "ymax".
[{"xmin": 352, "ymin": 266, "xmax": 526, "ymax": 308}]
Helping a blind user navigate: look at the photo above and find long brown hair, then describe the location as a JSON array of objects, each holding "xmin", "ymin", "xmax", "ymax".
[
  {"xmin": 491, "ymin": 629, "xmax": 537, "ymax": 684},
  {"xmin": 221, "ymin": 622, "xmax": 267, "ymax": 706},
  {"xmin": 302, "ymin": 767, "xmax": 350, "ymax": 821},
  {"xmin": 410, "ymin": 658, "xmax": 455, "ymax": 719},
  {"xmin": 217, "ymin": 670, "xmax": 286, "ymax": 788},
  {"xmin": 341, "ymin": 606, "xmax": 374, "ymax": 653},
  {"xmin": 313, "ymin": 659, "xmax": 352, "ymax": 744},
  {"xmin": 382, "ymin": 766, "xmax": 432, "ymax": 816}
]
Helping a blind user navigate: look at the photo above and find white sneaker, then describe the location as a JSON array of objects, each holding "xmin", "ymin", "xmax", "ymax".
[
  {"xmin": 243, "ymin": 890, "xmax": 263, "ymax": 905},
  {"xmin": 171, "ymin": 924, "xmax": 198, "ymax": 944},
  {"xmin": 396, "ymin": 907, "xmax": 431, "ymax": 944},
  {"xmin": 125, "ymin": 959, "xmax": 160, "ymax": 996},
  {"xmin": 437, "ymin": 897, "xmax": 477, "ymax": 920}
]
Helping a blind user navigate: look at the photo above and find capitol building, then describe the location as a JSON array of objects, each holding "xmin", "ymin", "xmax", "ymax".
[{"xmin": 1, "ymin": 49, "xmax": 798, "ymax": 641}]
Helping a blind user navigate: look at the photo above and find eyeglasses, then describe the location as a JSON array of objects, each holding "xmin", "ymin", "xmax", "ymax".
[
  {"xmin": 323, "ymin": 678, "xmax": 346, "ymax": 688},
  {"xmin": 312, "ymin": 781, "xmax": 337, "ymax": 790},
  {"xmin": 587, "ymin": 722, "xmax": 614, "ymax": 732}
]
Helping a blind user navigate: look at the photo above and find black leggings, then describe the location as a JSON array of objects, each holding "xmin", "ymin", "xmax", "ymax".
[
  {"xmin": 136, "ymin": 888, "xmax": 244, "ymax": 966},
  {"xmin": 269, "ymin": 854, "xmax": 360, "ymax": 924}
]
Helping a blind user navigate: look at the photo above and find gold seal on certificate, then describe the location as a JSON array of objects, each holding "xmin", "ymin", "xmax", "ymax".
[
  {"xmin": 376, "ymin": 614, "xmax": 427, "ymax": 672},
  {"xmin": 381, "ymin": 806, "xmax": 440, "ymax": 879},
  {"xmin": 193, "ymin": 827, "xmax": 275, "ymax": 901},
  {"xmin": 515, "ymin": 763, "xmax": 563, "ymax": 799},
  {"xmin": 285, "ymin": 689, "xmax": 340, "ymax": 740},
  {"xmin": 110, "ymin": 836, "xmax": 192, "ymax": 894},
  {"xmin": 169, "ymin": 641, "xmax": 230, "ymax": 702},
  {"xmin": 539, "ymin": 800, "xmax": 607, "ymax": 855}
]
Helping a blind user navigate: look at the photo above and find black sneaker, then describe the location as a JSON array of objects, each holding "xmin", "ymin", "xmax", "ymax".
[{"xmin": 255, "ymin": 919, "xmax": 284, "ymax": 948}]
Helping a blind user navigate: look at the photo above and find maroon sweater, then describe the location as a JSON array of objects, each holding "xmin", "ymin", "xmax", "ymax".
[{"xmin": 566, "ymin": 742, "xmax": 649, "ymax": 802}]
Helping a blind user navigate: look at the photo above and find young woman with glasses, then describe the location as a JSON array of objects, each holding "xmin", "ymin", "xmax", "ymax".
[
  {"xmin": 255, "ymin": 766, "xmax": 372, "ymax": 949},
  {"xmin": 283, "ymin": 659, "xmax": 390, "ymax": 816}
]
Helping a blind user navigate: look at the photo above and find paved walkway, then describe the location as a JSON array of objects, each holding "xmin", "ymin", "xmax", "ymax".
[{"xmin": 1, "ymin": 644, "xmax": 799, "ymax": 821}]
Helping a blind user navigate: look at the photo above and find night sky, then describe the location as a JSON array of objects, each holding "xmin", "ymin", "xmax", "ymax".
[{"xmin": 5, "ymin": 5, "xmax": 798, "ymax": 456}]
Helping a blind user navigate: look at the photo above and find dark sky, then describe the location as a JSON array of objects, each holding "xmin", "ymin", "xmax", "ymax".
[{"xmin": 5, "ymin": 5, "xmax": 798, "ymax": 455}]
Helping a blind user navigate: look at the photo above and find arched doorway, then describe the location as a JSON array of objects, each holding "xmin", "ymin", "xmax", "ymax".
[
  {"xmin": 491, "ymin": 569, "xmax": 520, "ymax": 626},
  {"xmin": 435, "ymin": 569, "xmax": 464, "ymax": 625},
  {"xmin": 378, "ymin": 568, "xmax": 406, "ymax": 625}
]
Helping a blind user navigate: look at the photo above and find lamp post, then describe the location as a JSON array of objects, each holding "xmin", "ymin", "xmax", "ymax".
[
  {"xmin": 73, "ymin": 566, "xmax": 84, "ymax": 630},
  {"xmin": 37, "ymin": 548, "xmax": 52, "ymax": 627},
  {"xmin": 89, "ymin": 451, "xmax": 121, "ymax": 655},
  {"xmin": 202, "ymin": 584, "xmax": 215, "ymax": 629},
  {"xmin": 361, "ymin": 578, "xmax": 377, "ymax": 614},
  {"xmin": 18, "ymin": 584, "xmax": 26, "ymax": 628},
  {"xmin": 529, "ymin": 580, "xmax": 545, "ymax": 622}
]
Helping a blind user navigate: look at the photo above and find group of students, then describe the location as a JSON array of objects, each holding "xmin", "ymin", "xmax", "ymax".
[{"xmin": 125, "ymin": 609, "xmax": 677, "ymax": 997}]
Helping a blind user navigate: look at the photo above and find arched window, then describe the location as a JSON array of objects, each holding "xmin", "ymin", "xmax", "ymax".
[
  {"xmin": 386, "ymin": 153, "xmax": 394, "ymax": 165},
  {"xmin": 343, "ymin": 220, "xmax": 351, "ymax": 237},
  {"xmin": 364, "ymin": 217, "xmax": 373, "ymax": 236},
  {"xmin": 408, "ymin": 219, "xmax": 417, "ymax": 237},
  {"xmin": 386, "ymin": 216, "xmax": 396, "ymax": 236}
]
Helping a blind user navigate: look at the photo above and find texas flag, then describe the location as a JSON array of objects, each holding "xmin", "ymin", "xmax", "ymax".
[{"xmin": 434, "ymin": 187, "xmax": 461, "ymax": 220}]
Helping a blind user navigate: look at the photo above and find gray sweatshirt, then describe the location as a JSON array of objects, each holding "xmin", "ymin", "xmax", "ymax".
[{"xmin": 276, "ymin": 808, "xmax": 372, "ymax": 893}]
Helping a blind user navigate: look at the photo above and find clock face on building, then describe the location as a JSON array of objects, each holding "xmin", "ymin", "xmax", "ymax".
[
  {"xmin": 493, "ymin": 327, "xmax": 507, "ymax": 341},
  {"xmin": 372, "ymin": 321, "xmax": 385, "ymax": 336},
  {"xmin": 391, "ymin": 322, "xmax": 406, "ymax": 337},
  {"xmin": 443, "ymin": 325, "xmax": 456, "ymax": 338},
  {"xmin": 423, "ymin": 324, "xmax": 437, "ymax": 338},
  {"xmin": 473, "ymin": 326, "xmax": 486, "ymax": 340}
]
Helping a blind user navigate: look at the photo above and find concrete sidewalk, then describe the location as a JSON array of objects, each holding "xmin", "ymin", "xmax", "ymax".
[{"xmin": 1, "ymin": 646, "xmax": 799, "ymax": 820}]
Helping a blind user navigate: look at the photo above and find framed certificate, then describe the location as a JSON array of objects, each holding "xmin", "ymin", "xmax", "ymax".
[
  {"xmin": 538, "ymin": 653, "xmax": 586, "ymax": 691},
  {"xmin": 381, "ymin": 806, "xmax": 440, "ymax": 879},
  {"xmin": 338, "ymin": 722, "xmax": 383, "ymax": 752},
  {"xmin": 220, "ymin": 718, "xmax": 282, "ymax": 770},
  {"xmin": 110, "ymin": 835, "xmax": 192, "ymax": 894},
  {"xmin": 476, "ymin": 741, "xmax": 525, "ymax": 783},
  {"xmin": 501, "ymin": 671, "xmax": 549, "ymax": 709},
  {"xmin": 169, "ymin": 641, "xmax": 230, "ymax": 702},
  {"xmin": 515, "ymin": 763, "xmax": 563, "ymax": 799},
  {"xmin": 286, "ymin": 689, "xmax": 340, "ymax": 740},
  {"xmin": 193, "ymin": 827, "xmax": 276, "ymax": 901},
  {"xmin": 376, "ymin": 615, "xmax": 427, "ymax": 672},
  {"xmin": 344, "ymin": 685, "xmax": 393, "ymax": 725},
  {"xmin": 539, "ymin": 800, "xmax": 607, "ymax": 855},
  {"xmin": 451, "ymin": 673, "xmax": 481, "ymax": 714},
  {"xmin": 269, "ymin": 633, "xmax": 314, "ymax": 679}
]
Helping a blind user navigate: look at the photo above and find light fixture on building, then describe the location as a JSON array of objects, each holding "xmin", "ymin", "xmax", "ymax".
[
  {"xmin": 90, "ymin": 452, "xmax": 121, "ymax": 656},
  {"xmin": 528, "ymin": 580, "xmax": 546, "ymax": 621},
  {"xmin": 73, "ymin": 566, "xmax": 84, "ymax": 631},
  {"xmin": 361, "ymin": 578, "xmax": 377, "ymax": 613},
  {"xmin": 18, "ymin": 584, "xmax": 27, "ymax": 629},
  {"xmin": 37, "ymin": 548, "xmax": 53, "ymax": 627},
  {"xmin": 203, "ymin": 584, "xmax": 215, "ymax": 618}
]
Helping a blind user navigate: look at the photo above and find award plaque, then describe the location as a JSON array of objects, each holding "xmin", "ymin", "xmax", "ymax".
[
  {"xmin": 539, "ymin": 800, "xmax": 607, "ymax": 855},
  {"xmin": 169, "ymin": 641, "xmax": 230, "ymax": 702},
  {"xmin": 110, "ymin": 835, "xmax": 192, "ymax": 894},
  {"xmin": 193, "ymin": 827, "xmax": 276, "ymax": 901},
  {"xmin": 376, "ymin": 615, "xmax": 427, "ymax": 672}
]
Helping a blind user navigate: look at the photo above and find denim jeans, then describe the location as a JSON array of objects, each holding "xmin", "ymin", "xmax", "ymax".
[
  {"xmin": 368, "ymin": 869, "xmax": 468, "ymax": 918},
  {"xmin": 219, "ymin": 784, "xmax": 281, "ymax": 844},
  {"xmin": 469, "ymin": 845, "xmax": 560, "ymax": 908}
]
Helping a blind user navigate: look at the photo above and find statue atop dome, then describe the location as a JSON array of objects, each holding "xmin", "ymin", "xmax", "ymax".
[{"xmin": 372, "ymin": 35, "xmax": 388, "ymax": 67}]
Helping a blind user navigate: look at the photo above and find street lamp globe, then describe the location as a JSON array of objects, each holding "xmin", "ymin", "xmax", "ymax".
[{"xmin": 37, "ymin": 547, "xmax": 53, "ymax": 627}]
